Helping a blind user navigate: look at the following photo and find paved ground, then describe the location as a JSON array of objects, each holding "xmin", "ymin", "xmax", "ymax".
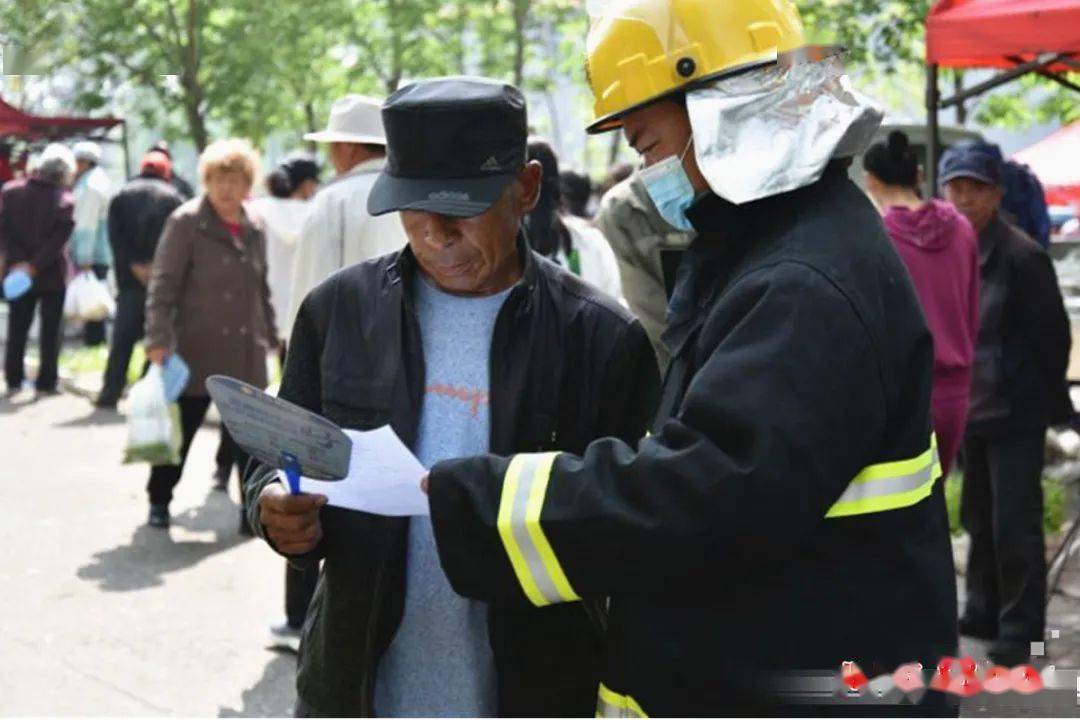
[
  {"xmin": 0, "ymin": 389, "xmax": 295, "ymax": 716},
  {"xmin": 2, "ymin": 382, "xmax": 1080, "ymax": 716}
]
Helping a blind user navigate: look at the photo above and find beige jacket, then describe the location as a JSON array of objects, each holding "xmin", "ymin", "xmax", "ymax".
[
  {"xmin": 595, "ymin": 176, "xmax": 694, "ymax": 370},
  {"xmin": 285, "ymin": 158, "xmax": 408, "ymax": 336},
  {"xmin": 145, "ymin": 197, "xmax": 277, "ymax": 395}
]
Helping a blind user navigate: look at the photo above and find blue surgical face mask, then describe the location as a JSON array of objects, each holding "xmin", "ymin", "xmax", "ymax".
[{"xmin": 639, "ymin": 137, "xmax": 696, "ymax": 232}]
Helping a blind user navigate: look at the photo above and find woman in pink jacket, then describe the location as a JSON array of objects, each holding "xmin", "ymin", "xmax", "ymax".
[{"xmin": 863, "ymin": 131, "xmax": 980, "ymax": 476}]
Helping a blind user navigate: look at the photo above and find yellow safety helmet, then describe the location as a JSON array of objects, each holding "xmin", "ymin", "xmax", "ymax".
[{"xmin": 585, "ymin": 0, "xmax": 806, "ymax": 134}]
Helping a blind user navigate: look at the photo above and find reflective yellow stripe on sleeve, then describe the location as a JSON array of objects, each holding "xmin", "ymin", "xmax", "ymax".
[
  {"xmin": 497, "ymin": 452, "xmax": 581, "ymax": 607},
  {"xmin": 825, "ymin": 435, "xmax": 941, "ymax": 518},
  {"xmin": 597, "ymin": 683, "xmax": 648, "ymax": 718}
]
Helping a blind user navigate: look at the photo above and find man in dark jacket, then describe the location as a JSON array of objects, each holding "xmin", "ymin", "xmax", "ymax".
[
  {"xmin": 419, "ymin": 2, "xmax": 958, "ymax": 715},
  {"xmin": 95, "ymin": 151, "xmax": 184, "ymax": 408},
  {"xmin": 1, "ymin": 144, "xmax": 76, "ymax": 395},
  {"xmin": 243, "ymin": 77, "xmax": 659, "ymax": 717},
  {"xmin": 942, "ymin": 141, "xmax": 1072, "ymax": 666}
]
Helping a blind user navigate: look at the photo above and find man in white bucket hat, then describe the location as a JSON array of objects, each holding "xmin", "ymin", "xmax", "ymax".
[
  {"xmin": 286, "ymin": 95, "xmax": 408, "ymax": 335},
  {"xmin": 269, "ymin": 95, "xmax": 407, "ymax": 650}
]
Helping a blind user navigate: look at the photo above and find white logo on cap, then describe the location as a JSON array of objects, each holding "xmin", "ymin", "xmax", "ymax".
[
  {"xmin": 428, "ymin": 191, "xmax": 471, "ymax": 202},
  {"xmin": 480, "ymin": 156, "xmax": 501, "ymax": 172}
]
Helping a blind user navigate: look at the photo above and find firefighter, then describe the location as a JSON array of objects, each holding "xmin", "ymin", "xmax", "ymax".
[{"xmin": 422, "ymin": 0, "xmax": 959, "ymax": 714}]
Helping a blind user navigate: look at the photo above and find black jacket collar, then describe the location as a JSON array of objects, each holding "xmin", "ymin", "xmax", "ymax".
[{"xmin": 664, "ymin": 160, "xmax": 851, "ymax": 353}]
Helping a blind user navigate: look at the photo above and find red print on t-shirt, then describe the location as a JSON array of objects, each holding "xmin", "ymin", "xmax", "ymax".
[{"xmin": 426, "ymin": 384, "xmax": 488, "ymax": 418}]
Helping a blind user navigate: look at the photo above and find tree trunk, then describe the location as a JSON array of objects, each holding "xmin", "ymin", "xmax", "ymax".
[
  {"xmin": 512, "ymin": 0, "xmax": 529, "ymax": 88},
  {"xmin": 305, "ymin": 101, "xmax": 318, "ymax": 153},
  {"xmin": 386, "ymin": 0, "xmax": 403, "ymax": 94},
  {"xmin": 182, "ymin": 0, "xmax": 208, "ymax": 151},
  {"xmin": 183, "ymin": 91, "xmax": 209, "ymax": 152},
  {"xmin": 453, "ymin": 0, "xmax": 468, "ymax": 75}
]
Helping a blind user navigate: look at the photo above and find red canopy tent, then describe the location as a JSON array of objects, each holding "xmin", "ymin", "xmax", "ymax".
[
  {"xmin": 1013, "ymin": 120, "xmax": 1080, "ymax": 206},
  {"xmin": 0, "ymin": 97, "xmax": 123, "ymax": 141},
  {"xmin": 0, "ymin": 97, "xmax": 128, "ymax": 179},
  {"xmin": 925, "ymin": 0, "xmax": 1080, "ymax": 191},
  {"xmin": 0, "ymin": 98, "xmax": 34, "ymax": 136},
  {"xmin": 927, "ymin": 0, "xmax": 1080, "ymax": 69}
]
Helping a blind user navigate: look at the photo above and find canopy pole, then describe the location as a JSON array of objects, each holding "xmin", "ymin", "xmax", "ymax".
[
  {"xmin": 1006, "ymin": 57, "xmax": 1080, "ymax": 95},
  {"xmin": 939, "ymin": 53, "xmax": 1064, "ymax": 108},
  {"xmin": 953, "ymin": 70, "xmax": 966, "ymax": 125},
  {"xmin": 927, "ymin": 63, "xmax": 940, "ymax": 198}
]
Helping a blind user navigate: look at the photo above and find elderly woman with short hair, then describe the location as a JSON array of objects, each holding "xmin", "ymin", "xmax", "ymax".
[
  {"xmin": 144, "ymin": 138, "xmax": 278, "ymax": 531},
  {"xmin": 1, "ymin": 144, "xmax": 76, "ymax": 397}
]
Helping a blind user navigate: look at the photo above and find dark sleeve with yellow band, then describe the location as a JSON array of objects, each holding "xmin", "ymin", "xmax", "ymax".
[{"xmin": 429, "ymin": 264, "xmax": 937, "ymax": 606}]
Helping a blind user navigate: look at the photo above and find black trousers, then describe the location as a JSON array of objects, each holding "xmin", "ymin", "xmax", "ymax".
[
  {"xmin": 286, "ymin": 561, "xmax": 319, "ymax": 629},
  {"xmin": 5, "ymin": 288, "xmax": 65, "ymax": 392},
  {"xmin": 147, "ymin": 395, "xmax": 251, "ymax": 508},
  {"xmin": 215, "ymin": 343, "xmax": 285, "ymax": 474},
  {"xmin": 215, "ymin": 426, "xmax": 236, "ymax": 473},
  {"xmin": 961, "ymin": 431, "xmax": 1047, "ymax": 644},
  {"xmin": 100, "ymin": 285, "xmax": 146, "ymax": 401},
  {"xmin": 82, "ymin": 265, "xmax": 109, "ymax": 347}
]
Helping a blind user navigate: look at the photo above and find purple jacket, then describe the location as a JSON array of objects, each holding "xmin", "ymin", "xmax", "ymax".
[
  {"xmin": 0, "ymin": 177, "xmax": 75, "ymax": 293},
  {"xmin": 884, "ymin": 199, "xmax": 979, "ymax": 471},
  {"xmin": 884, "ymin": 199, "xmax": 980, "ymax": 400}
]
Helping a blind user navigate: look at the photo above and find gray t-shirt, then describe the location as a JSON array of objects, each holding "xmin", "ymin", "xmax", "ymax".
[{"xmin": 373, "ymin": 274, "xmax": 512, "ymax": 717}]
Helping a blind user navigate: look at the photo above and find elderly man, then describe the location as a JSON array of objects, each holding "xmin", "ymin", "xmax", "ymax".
[
  {"xmin": 244, "ymin": 77, "xmax": 659, "ymax": 717},
  {"xmin": 70, "ymin": 141, "xmax": 114, "ymax": 346},
  {"xmin": 941, "ymin": 141, "xmax": 1072, "ymax": 666},
  {"xmin": 95, "ymin": 151, "xmax": 185, "ymax": 409},
  {"xmin": 1, "ymin": 144, "xmax": 76, "ymax": 396},
  {"xmin": 265, "ymin": 94, "xmax": 409, "ymax": 650},
  {"xmin": 286, "ymin": 94, "xmax": 408, "ymax": 335}
]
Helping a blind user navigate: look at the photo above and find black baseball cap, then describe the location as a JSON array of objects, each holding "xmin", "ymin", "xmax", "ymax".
[{"xmin": 368, "ymin": 76, "xmax": 528, "ymax": 218}]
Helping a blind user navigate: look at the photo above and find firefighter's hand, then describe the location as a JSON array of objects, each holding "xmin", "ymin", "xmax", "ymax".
[
  {"xmin": 421, "ymin": 474, "xmax": 429, "ymax": 495},
  {"xmin": 258, "ymin": 482, "xmax": 327, "ymax": 555}
]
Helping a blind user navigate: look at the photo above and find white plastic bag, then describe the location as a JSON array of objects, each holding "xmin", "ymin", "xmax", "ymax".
[
  {"xmin": 65, "ymin": 270, "xmax": 116, "ymax": 321},
  {"xmin": 82, "ymin": 272, "xmax": 115, "ymax": 321},
  {"xmin": 123, "ymin": 365, "xmax": 182, "ymax": 466},
  {"xmin": 63, "ymin": 273, "xmax": 86, "ymax": 320}
]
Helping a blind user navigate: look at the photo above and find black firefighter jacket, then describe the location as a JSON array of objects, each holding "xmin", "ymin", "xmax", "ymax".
[
  {"xmin": 428, "ymin": 162, "xmax": 960, "ymax": 716},
  {"xmin": 244, "ymin": 237, "xmax": 660, "ymax": 717}
]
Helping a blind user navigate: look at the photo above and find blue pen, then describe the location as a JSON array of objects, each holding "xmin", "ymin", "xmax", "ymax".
[{"xmin": 281, "ymin": 451, "xmax": 302, "ymax": 495}]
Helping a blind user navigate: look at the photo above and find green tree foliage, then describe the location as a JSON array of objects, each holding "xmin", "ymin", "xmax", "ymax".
[
  {"xmin": 1, "ymin": 0, "xmax": 583, "ymax": 151},
  {"xmin": 2, "ymin": 0, "xmax": 1075, "ymax": 153},
  {"xmin": 801, "ymin": 0, "xmax": 1079, "ymax": 128},
  {"xmin": 800, "ymin": 0, "xmax": 931, "ymax": 74}
]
